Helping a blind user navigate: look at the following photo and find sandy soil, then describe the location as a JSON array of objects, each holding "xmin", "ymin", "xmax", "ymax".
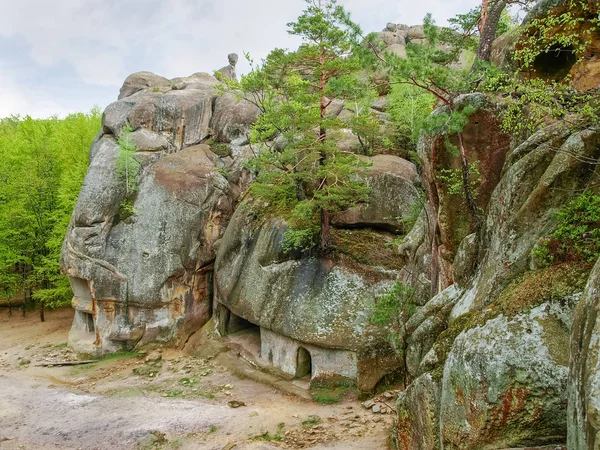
[{"xmin": 0, "ymin": 308, "xmax": 395, "ymax": 450}]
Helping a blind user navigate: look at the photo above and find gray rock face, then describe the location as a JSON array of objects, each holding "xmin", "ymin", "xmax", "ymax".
[
  {"xmin": 210, "ymin": 93, "xmax": 260, "ymax": 143},
  {"xmin": 452, "ymin": 126, "xmax": 600, "ymax": 318},
  {"xmin": 62, "ymin": 71, "xmax": 253, "ymax": 356},
  {"xmin": 440, "ymin": 303, "xmax": 572, "ymax": 449},
  {"xmin": 103, "ymin": 89, "xmax": 216, "ymax": 150},
  {"xmin": 568, "ymin": 258, "xmax": 600, "ymax": 449}
]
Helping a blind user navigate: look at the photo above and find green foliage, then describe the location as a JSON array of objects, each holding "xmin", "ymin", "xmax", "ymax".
[
  {"xmin": 533, "ymin": 191, "xmax": 600, "ymax": 266},
  {"xmin": 438, "ymin": 161, "xmax": 482, "ymax": 198},
  {"xmin": 387, "ymin": 84, "xmax": 436, "ymax": 152},
  {"xmin": 370, "ymin": 281, "xmax": 416, "ymax": 355},
  {"xmin": 301, "ymin": 415, "xmax": 322, "ymax": 427},
  {"xmin": 249, "ymin": 423, "xmax": 285, "ymax": 442},
  {"xmin": 484, "ymin": 0, "xmax": 600, "ymax": 133},
  {"xmin": 220, "ymin": 0, "xmax": 373, "ymax": 252},
  {"xmin": 0, "ymin": 109, "xmax": 101, "ymax": 311},
  {"xmin": 116, "ymin": 124, "xmax": 140, "ymax": 197},
  {"xmin": 310, "ymin": 384, "xmax": 352, "ymax": 404}
]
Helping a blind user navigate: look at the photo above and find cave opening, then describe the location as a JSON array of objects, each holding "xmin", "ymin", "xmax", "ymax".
[
  {"xmin": 532, "ymin": 44, "xmax": 577, "ymax": 81},
  {"xmin": 295, "ymin": 347, "xmax": 312, "ymax": 378}
]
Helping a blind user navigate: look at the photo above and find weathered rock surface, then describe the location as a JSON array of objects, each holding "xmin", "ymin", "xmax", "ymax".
[
  {"xmin": 62, "ymin": 70, "xmax": 252, "ymax": 356},
  {"xmin": 210, "ymin": 93, "xmax": 260, "ymax": 143},
  {"xmin": 213, "ymin": 154, "xmax": 422, "ymax": 390},
  {"xmin": 452, "ymin": 126, "xmax": 600, "ymax": 317},
  {"xmin": 440, "ymin": 303, "xmax": 571, "ymax": 448},
  {"xmin": 418, "ymin": 93, "xmax": 511, "ymax": 291},
  {"xmin": 568, "ymin": 258, "xmax": 600, "ymax": 449},
  {"xmin": 395, "ymin": 373, "xmax": 441, "ymax": 450},
  {"xmin": 333, "ymin": 154, "xmax": 421, "ymax": 233}
]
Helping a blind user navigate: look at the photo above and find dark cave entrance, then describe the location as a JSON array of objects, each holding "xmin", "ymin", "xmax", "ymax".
[
  {"xmin": 295, "ymin": 347, "xmax": 312, "ymax": 378},
  {"xmin": 533, "ymin": 44, "xmax": 577, "ymax": 81}
]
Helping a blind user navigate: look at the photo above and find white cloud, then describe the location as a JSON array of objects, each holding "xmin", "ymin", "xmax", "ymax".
[{"xmin": 0, "ymin": 0, "xmax": 482, "ymax": 117}]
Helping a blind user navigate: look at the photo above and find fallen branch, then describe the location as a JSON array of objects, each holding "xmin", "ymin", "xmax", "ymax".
[{"xmin": 37, "ymin": 360, "xmax": 98, "ymax": 367}]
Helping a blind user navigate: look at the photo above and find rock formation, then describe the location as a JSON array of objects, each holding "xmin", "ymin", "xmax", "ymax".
[
  {"xmin": 215, "ymin": 53, "xmax": 239, "ymax": 81},
  {"xmin": 60, "ymin": 8, "xmax": 600, "ymax": 449}
]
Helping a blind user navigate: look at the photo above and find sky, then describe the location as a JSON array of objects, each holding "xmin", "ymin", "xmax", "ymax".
[{"xmin": 0, "ymin": 0, "xmax": 482, "ymax": 119}]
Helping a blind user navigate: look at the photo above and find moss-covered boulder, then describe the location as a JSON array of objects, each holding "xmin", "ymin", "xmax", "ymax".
[
  {"xmin": 395, "ymin": 373, "xmax": 441, "ymax": 450},
  {"xmin": 439, "ymin": 302, "xmax": 572, "ymax": 449}
]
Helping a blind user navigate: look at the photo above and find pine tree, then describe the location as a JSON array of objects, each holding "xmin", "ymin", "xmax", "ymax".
[{"xmin": 226, "ymin": 0, "xmax": 372, "ymax": 252}]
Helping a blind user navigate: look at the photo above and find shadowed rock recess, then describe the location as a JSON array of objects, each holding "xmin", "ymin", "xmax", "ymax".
[{"xmin": 60, "ymin": 7, "xmax": 600, "ymax": 449}]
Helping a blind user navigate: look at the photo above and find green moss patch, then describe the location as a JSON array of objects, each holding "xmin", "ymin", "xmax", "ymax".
[{"xmin": 330, "ymin": 228, "xmax": 404, "ymax": 271}]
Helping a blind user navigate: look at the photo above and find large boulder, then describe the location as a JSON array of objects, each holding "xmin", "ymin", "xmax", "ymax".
[
  {"xmin": 332, "ymin": 154, "xmax": 421, "ymax": 233},
  {"xmin": 63, "ymin": 143, "xmax": 234, "ymax": 355},
  {"xmin": 568, "ymin": 258, "xmax": 600, "ymax": 449},
  {"xmin": 118, "ymin": 71, "xmax": 171, "ymax": 100},
  {"xmin": 213, "ymin": 156, "xmax": 422, "ymax": 390},
  {"xmin": 62, "ymin": 71, "xmax": 254, "ymax": 356},
  {"xmin": 440, "ymin": 301, "xmax": 572, "ymax": 448},
  {"xmin": 395, "ymin": 373, "xmax": 441, "ymax": 450},
  {"xmin": 210, "ymin": 93, "xmax": 260, "ymax": 143}
]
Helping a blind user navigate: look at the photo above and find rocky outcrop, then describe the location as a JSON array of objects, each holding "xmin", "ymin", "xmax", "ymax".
[
  {"xmin": 452, "ymin": 125, "xmax": 600, "ymax": 316},
  {"xmin": 213, "ymin": 155, "xmax": 422, "ymax": 391},
  {"xmin": 440, "ymin": 304, "xmax": 571, "ymax": 448},
  {"xmin": 418, "ymin": 93, "xmax": 511, "ymax": 292},
  {"xmin": 393, "ymin": 95, "xmax": 599, "ymax": 447},
  {"xmin": 568, "ymin": 259, "xmax": 600, "ymax": 449},
  {"xmin": 62, "ymin": 70, "xmax": 253, "ymax": 356}
]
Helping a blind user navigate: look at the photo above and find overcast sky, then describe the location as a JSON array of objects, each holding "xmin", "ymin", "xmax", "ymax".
[{"xmin": 0, "ymin": 0, "xmax": 482, "ymax": 119}]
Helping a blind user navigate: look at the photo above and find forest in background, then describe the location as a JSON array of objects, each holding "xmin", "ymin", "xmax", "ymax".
[{"xmin": 0, "ymin": 110, "xmax": 101, "ymax": 318}]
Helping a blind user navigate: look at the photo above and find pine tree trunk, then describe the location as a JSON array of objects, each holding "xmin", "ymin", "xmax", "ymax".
[
  {"xmin": 320, "ymin": 209, "xmax": 330, "ymax": 252},
  {"xmin": 475, "ymin": 0, "xmax": 507, "ymax": 62},
  {"xmin": 40, "ymin": 302, "xmax": 45, "ymax": 323}
]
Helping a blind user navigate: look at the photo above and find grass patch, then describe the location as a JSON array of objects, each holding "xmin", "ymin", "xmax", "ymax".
[
  {"xmin": 99, "ymin": 351, "xmax": 142, "ymax": 362},
  {"xmin": 330, "ymin": 228, "xmax": 404, "ymax": 271},
  {"xmin": 310, "ymin": 385, "xmax": 352, "ymax": 405},
  {"xmin": 249, "ymin": 423, "xmax": 285, "ymax": 442},
  {"xmin": 301, "ymin": 415, "xmax": 322, "ymax": 427}
]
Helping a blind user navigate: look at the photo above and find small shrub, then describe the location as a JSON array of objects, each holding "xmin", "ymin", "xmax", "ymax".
[
  {"xmin": 301, "ymin": 415, "xmax": 322, "ymax": 427},
  {"xmin": 533, "ymin": 191, "xmax": 600, "ymax": 266}
]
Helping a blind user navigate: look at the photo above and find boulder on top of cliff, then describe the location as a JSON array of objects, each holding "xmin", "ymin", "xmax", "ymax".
[{"xmin": 118, "ymin": 71, "xmax": 172, "ymax": 100}]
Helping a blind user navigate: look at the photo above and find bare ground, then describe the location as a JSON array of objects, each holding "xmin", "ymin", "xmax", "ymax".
[{"xmin": 0, "ymin": 308, "xmax": 395, "ymax": 450}]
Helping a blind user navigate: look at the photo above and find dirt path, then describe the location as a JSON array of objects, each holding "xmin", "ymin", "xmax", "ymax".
[{"xmin": 0, "ymin": 309, "xmax": 394, "ymax": 450}]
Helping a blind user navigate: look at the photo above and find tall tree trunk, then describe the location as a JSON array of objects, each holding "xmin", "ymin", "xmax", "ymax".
[
  {"xmin": 475, "ymin": 0, "xmax": 508, "ymax": 62},
  {"xmin": 40, "ymin": 302, "xmax": 45, "ymax": 323},
  {"xmin": 320, "ymin": 209, "xmax": 330, "ymax": 252}
]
